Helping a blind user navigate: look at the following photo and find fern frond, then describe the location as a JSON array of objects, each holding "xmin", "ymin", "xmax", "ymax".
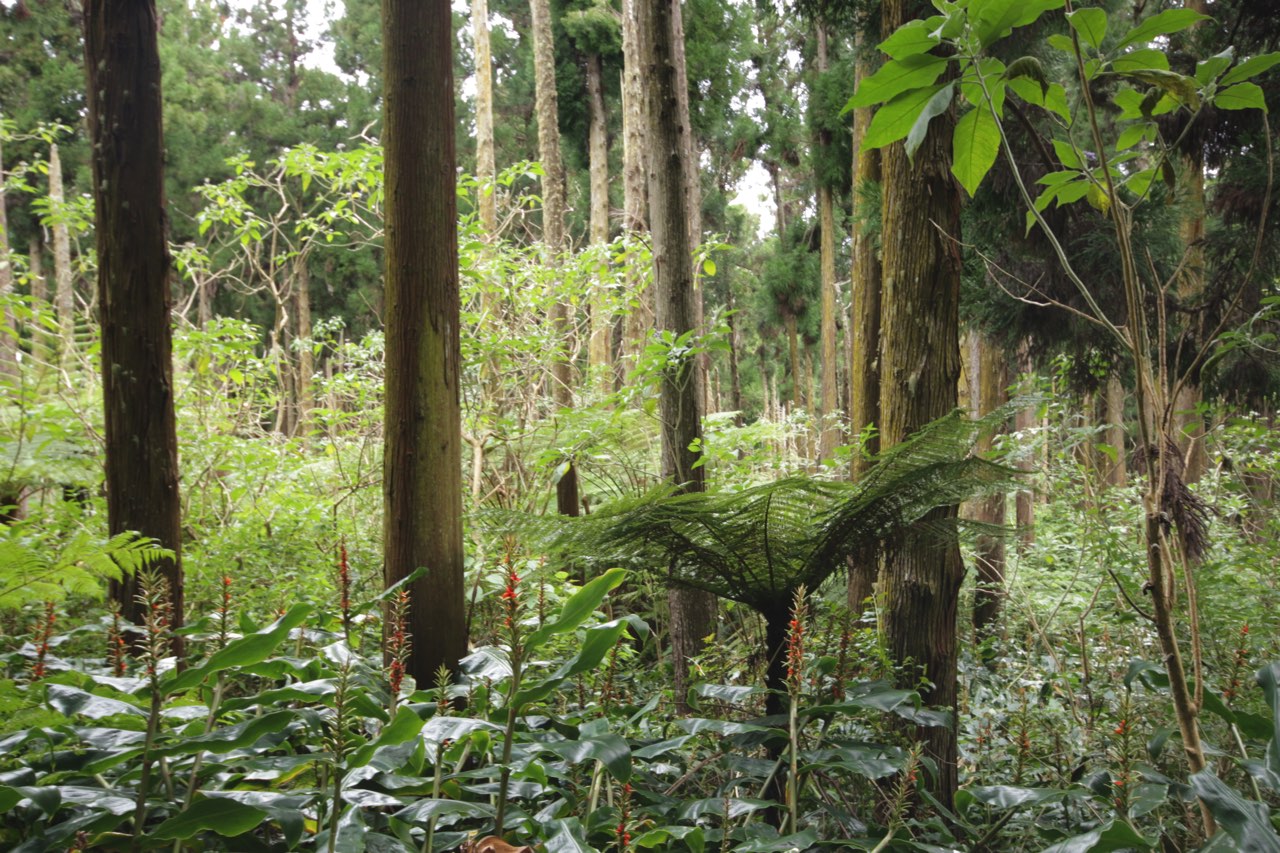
[{"xmin": 0, "ymin": 529, "xmax": 172, "ymax": 609}]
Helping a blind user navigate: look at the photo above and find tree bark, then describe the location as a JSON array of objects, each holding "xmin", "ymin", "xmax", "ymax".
[
  {"xmin": 643, "ymin": 0, "xmax": 716, "ymax": 714},
  {"xmin": 49, "ymin": 143, "xmax": 75, "ymax": 371},
  {"xmin": 878, "ymin": 0, "xmax": 963, "ymax": 805},
  {"xmin": 586, "ymin": 51, "xmax": 614, "ymax": 393},
  {"xmin": 29, "ymin": 233, "xmax": 51, "ymax": 366},
  {"xmin": 1014, "ymin": 339, "xmax": 1036, "ymax": 547},
  {"xmin": 84, "ymin": 0, "xmax": 184, "ymax": 647},
  {"xmin": 619, "ymin": 0, "xmax": 650, "ymax": 383},
  {"xmin": 473, "ymin": 0, "xmax": 497, "ymax": 240},
  {"xmin": 1105, "ymin": 373, "xmax": 1127, "ymax": 487},
  {"xmin": 971, "ymin": 332, "xmax": 1007, "ymax": 640},
  {"xmin": 529, "ymin": 0, "xmax": 579, "ymax": 516},
  {"xmin": 846, "ymin": 37, "xmax": 882, "ymax": 615},
  {"xmin": 0, "ymin": 134, "xmax": 16, "ymax": 385},
  {"xmin": 816, "ymin": 27, "xmax": 841, "ymax": 463},
  {"xmin": 382, "ymin": 0, "xmax": 467, "ymax": 687}
]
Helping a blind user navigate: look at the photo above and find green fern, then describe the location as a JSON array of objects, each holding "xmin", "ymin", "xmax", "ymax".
[
  {"xmin": 504, "ymin": 409, "xmax": 1018, "ymax": 612},
  {"xmin": 0, "ymin": 529, "xmax": 173, "ymax": 609}
]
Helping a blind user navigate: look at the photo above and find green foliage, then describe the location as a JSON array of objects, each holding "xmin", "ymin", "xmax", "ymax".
[{"xmin": 0, "ymin": 530, "xmax": 170, "ymax": 609}]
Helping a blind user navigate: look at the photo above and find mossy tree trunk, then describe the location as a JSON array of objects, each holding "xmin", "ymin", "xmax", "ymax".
[
  {"xmin": 84, "ymin": 0, "xmax": 184, "ymax": 647},
  {"xmin": 381, "ymin": 0, "xmax": 467, "ymax": 687},
  {"xmin": 643, "ymin": 0, "xmax": 716, "ymax": 714},
  {"xmin": 530, "ymin": 0, "xmax": 579, "ymax": 516},
  {"xmin": 878, "ymin": 0, "xmax": 963, "ymax": 806}
]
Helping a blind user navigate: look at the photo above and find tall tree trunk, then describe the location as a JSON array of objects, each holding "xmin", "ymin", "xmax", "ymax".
[
  {"xmin": 727, "ymin": 287, "xmax": 743, "ymax": 421},
  {"xmin": 382, "ymin": 0, "xmax": 467, "ymax": 687},
  {"xmin": 846, "ymin": 37, "xmax": 882, "ymax": 614},
  {"xmin": 529, "ymin": 0, "xmax": 579, "ymax": 516},
  {"xmin": 49, "ymin": 143, "xmax": 75, "ymax": 371},
  {"xmin": 586, "ymin": 52, "xmax": 614, "ymax": 393},
  {"xmin": 619, "ymin": 0, "xmax": 649, "ymax": 383},
  {"xmin": 816, "ymin": 27, "xmax": 841, "ymax": 462},
  {"xmin": 29, "ymin": 233, "xmax": 51, "ymax": 366},
  {"xmin": 0, "ymin": 134, "xmax": 16, "ymax": 385},
  {"xmin": 878, "ymin": 0, "xmax": 963, "ymax": 806},
  {"xmin": 1014, "ymin": 339, "xmax": 1036, "ymax": 548},
  {"xmin": 669, "ymin": 0, "xmax": 707, "ymax": 414},
  {"xmin": 1174, "ymin": 0, "xmax": 1208, "ymax": 484},
  {"xmin": 643, "ymin": 0, "xmax": 716, "ymax": 714},
  {"xmin": 84, "ymin": 0, "xmax": 184, "ymax": 648},
  {"xmin": 971, "ymin": 332, "xmax": 1007, "ymax": 640},
  {"xmin": 1105, "ymin": 373, "xmax": 1127, "ymax": 487},
  {"xmin": 473, "ymin": 0, "xmax": 497, "ymax": 240},
  {"xmin": 785, "ymin": 312, "xmax": 800, "ymax": 410}
]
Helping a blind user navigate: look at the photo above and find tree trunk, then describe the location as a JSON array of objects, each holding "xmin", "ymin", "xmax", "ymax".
[
  {"xmin": 643, "ymin": 0, "xmax": 716, "ymax": 714},
  {"xmin": 815, "ymin": 26, "xmax": 841, "ymax": 462},
  {"xmin": 1173, "ymin": 0, "xmax": 1208, "ymax": 484},
  {"xmin": 971, "ymin": 332, "xmax": 1007, "ymax": 640},
  {"xmin": 878, "ymin": 0, "xmax": 963, "ymax": 806},
  {"xmin": 727, "ymin": 287, "xmax": 743, "ymax": 421},
  {"xmin": 1105, "ymin": 373, "xmax": 1127, "ymax": 487},
  {"xmin": 847, "ymin": 36, "xmax": 882, "ymax": 614},
  {"xmin": 1013, "ymin": 340, "xmax": 1036, "ymax": 548},
  {"xmin": 785, "ymin": 312, "xmax": 800, "ymax": 410},
  {"xmin": 49, "ymin": 143, "xmax": 75, "ymax": 371},
  {"xmin": 586, "ymin": 51, "xmax": 614, "ymax": 393},
  {"xmin": 619, "ymin": 0, "xmax": 649, "ymax": 383},
  {"xmin": 85, "ymin": 0, "xmax": 184, "ymax": 649},
  {"xmin": 382, "ymin": 0, "xmax": 467, "ymax": 687},
  {"xmin": 29, "ymin": 233, "xmax": 51, "ymax": 366},
  {"xmin": 529, "ymin": 0, "xmax": 579, "ymax": 516},
  {"xmin": 473, "ymin": 0, "xmax": 497, "ymax": 240},
  {"xmin": 0, "ymin": 134, "xmax": 16, "ymax": 385}
]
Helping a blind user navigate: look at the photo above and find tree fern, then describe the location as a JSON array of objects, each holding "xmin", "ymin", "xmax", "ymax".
[{"xmin": 0, "ymin": 529, "xmax": 172, "ymax": 609}]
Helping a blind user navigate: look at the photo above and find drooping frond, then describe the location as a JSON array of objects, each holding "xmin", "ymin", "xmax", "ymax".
[
  {"xmin": 0, "ymin": 530, "xmax": 172, "ymax": 609},
  {"xmin": 489, "ymin": 410, "xmax": 1021, "ymax": 612}
]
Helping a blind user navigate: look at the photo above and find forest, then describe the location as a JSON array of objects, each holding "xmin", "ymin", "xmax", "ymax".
[{"xmin": 2, "ymin": 0, "xmax": 1280, "ymax": 850}]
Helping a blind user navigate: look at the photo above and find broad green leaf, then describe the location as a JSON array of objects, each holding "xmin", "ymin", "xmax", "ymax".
[
  {"xmin": 152, "ymin": 798, "xmax": 269, "ymax": 840},
  {"xmin": 962, "ymin": 58, "xmax": 1007, "ymax": 112},
  {"xmin": 349, "ymin": 705, "xmax": 425, "ymax": 769},
  {"xmin": 1009, "ymin": 78, "xmax": 1070, "ymax": 122},
  {"xmin": 544, "ymin": 818, "xmax": 594, "ymax": 853},
  {"xmin": 1215, "ymin": 82, "xmax": 1266, "ymax": 112},
  {"xmin": 392, "ymin": 799, "xmax": 495, "ymax": 825},
  {"xmin": 633, "ymin": 735, "xmax": 692, "ymax": 759},
  {"xmin": 1066, "ymin": 8, "xmax": 1107, "ymax": 50},
  {"xmin": 1053, "ymin": 139, "xmax": 1083, "ymax": 169},
  {"xmin": 702, "ymin": 259, "xmax": 716, "ymax": 276},
  {"xmin": 849, "ymin": 54, "xmax": 950, "ymax": 109},
  {"xmin": 0, "ymin": 786, "xmax": 20, "ymax": 812},
  {"xmin": 864, "ymin": 84, "xmax": 950, "ymax": 149},
  {"xmin": 541, "ymin": 732, "xmax": 632, "ymax": 782},
  {"xmin": 166, "ymin": 604, "xmax": 313, "ymax": 693},
  {"xmin": 1086, "ymin": 182, "xmax": 1111, "ymax": 215},
  {"xmin": 952, "ymin": 104, "xmax": 1001, "ymax": 196},
  {"xmin": 1040, "ymin": 819, "xmax": 1157, "ymax": 853},
  {"xmin": 524, "ymin": 567, "xmax": 626, "ymax": 650},
  {"xmin": 46, "ymin": 685, "xmax": 144, "ymax": 719},
  {"xmin": 878, "ymin": 18, "xmax": 943, "ymax": 59},
  {"xmin": 1003, "ymin": 56, "xmax": 1047, "ymax": 96},
  {"xmin": 515, "ymin": 615, "xmax": 647, "ymax": 706},
  {"xmin": 1121, "ymin": 69, "xmax": 1199, "ymax": 109},
  {"xmin": 970, "ymin": 0, "xmax": 1065, "ymax": 48},
  {"xmin": 1112, "ymin": 49, "xmax": 1171, "ymax": 73},
  {"xmin": 1116, "ymin": 122, "xmax": 1153, "ymax": 151},
  {"xmin": 963, "ymin": 785, "xmax": 1067, "ymax": 809},
  {"xmin": 1221, "ymin": 52, "xmax": 1280, "ymax": 87},
  {"xmin": 1195, "ymin": 48, "xmax": 1235, "ymax": 85},
  {"xmin": 1116, "ymin": 9, "xmax": 1211, "ymax": 51},
  {"xmin": 733, "ymin": 829, "xmax": 820, "ymax": 852},
  {"xmin": 155, "ymin": 709, "xmax": 295, "ymax": 757},
  {"xmin": 1047, "ymin": 33, "xmax": 1076, "ymax": 54},
  {"xmin": 634, "ymin": 826, "xmax": 704, "ymax": 849},
  {"xmin": 1190, "ymin": 770, "xmax": 1280, "ymax": 851},
  {"xmin": 905, "ymin": 83, "xmax": 957, "ymax": 162},
  {"xmin": 678, "ymin": 798, "xmax": 773, "ymax": 821}
]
